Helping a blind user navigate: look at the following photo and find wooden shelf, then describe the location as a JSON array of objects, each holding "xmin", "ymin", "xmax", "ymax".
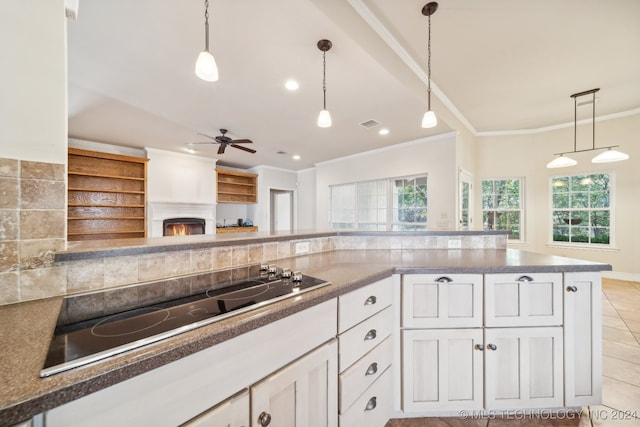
[
  {"xmin": 216, "ymin": 169, "xmax": 258, "ymax": 204},
  {"xmin": 216, "ymin": 226, "xmax": 259, "ymax": 234},
  {"xmin": 68, "ymin": 148, "xmax": 148, "ymax": 241}
]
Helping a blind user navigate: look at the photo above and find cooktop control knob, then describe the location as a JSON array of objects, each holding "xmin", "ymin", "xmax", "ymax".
[
  {"xmin": 267, "ymin": 264, "xmax": 278, "ymax": 275},
  {"xmin": 292, "ymin": 271, "xmax": 303, "ymax": 283},
  {"xmin": 281, "ymin": 268, "xmax": 292, "ymax": 278},
  {"xmin": 260, "ymin": 264, "xmax": 269, "ymax": 272}
]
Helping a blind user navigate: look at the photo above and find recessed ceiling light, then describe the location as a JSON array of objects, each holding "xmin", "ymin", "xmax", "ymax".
[
  {"xmin": 285, "ymin": 80, "xmax": 299, "ymax": 91},
  {"xmin": 292, "ymin": 154, "xmax": 301, "ymax": 160},
  {"xmin": 379, "ymin": 128, "xmax": 390, "ymax": 135}
]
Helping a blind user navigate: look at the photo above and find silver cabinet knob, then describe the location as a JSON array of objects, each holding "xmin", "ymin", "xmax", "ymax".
[
  {"xmin": 364, "ymin": 329, "xmax": 377, "ymax": 341},
  {"xmin": 435, "ymin": 276, "xmax": 453, "ymax": 283},
  {"xmin": 566, "ymin": 285, "xmax": 578, "ymax": 292},
  {"xmin": 365, "ymin": 397, "xmax": 377, "ymax": 411},
  {"xmin": 258, "ymin": 411, "xmax": 272, "ymax": 427},
  {"xmin": 487, "ymin": 343, "xmax": 497, "ymax": 351},
  {"xmin": 364, "ymin": 295, "xmax": 377, "ymax": 305},
  {"xmin": 365, "ymin": 362, "xmax": 378, "ymax": 376},
  {"xmin": 474, "ymin": 344, "xmax": 485, "ymax": 351},
  {"xmin": 517, "ymin": 275, "xmax": 533, "ymax": 282}
]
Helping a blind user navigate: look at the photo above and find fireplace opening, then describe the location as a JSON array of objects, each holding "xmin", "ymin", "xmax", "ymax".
[{"xmin": 163, "ymin": 218, "xmax": 206, "ymax": 236}]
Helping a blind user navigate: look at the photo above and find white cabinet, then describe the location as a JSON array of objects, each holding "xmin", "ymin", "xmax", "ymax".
[
  {"xmin": 181, "ymin": 390, "xmax": 249, "ymax": 427},
  {"xmin": 337, "ymin": 277, "xmax": 395, "ymax": 427},
  {"xmin": 485, "ymin": 273, "xmax": 563, "ymax": 327},
  {"xmin": 402, "ymin": 329, "xmax": 483, "ymax": 412},
  {"xmin": 484, "ymin": 327, "xmax": 564, "ymax": 410},
  {"xmin": 402, "ymin": 274, "xmax": 483, "ymax": 328},
  {"xmin": 563, "ymin": 272, "xmax": 602, "ymax": 407},
  {"xmin": 251, "ymin": 340, "xmax": 338, "ymax": 427}
]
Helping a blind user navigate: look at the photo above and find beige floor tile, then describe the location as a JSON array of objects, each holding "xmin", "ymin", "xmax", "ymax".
[
  {"xmin": 588, "ymin": 405, "xmax": 640, "ymax": 426},
  {"xmin": 618, "ymin": 310, "xmax": 640, "ymax": 323},
  {"xmin": 602, "ymin": 376, "xmax": 640, "ymax": 416},
  {"xmin": 603, "ymin": 340, "xmax": 640, "ymax": 365},
  {"xmin": 603, "ymin": 314, "xmax": 629, "ymax": 330},
  {"xmin": 602, "ymin": 298, "xmax": 620, "ymax": 317},
  {"xmin": 603, "ymin": 356, "xmax": 640, "ymax": 386},
  {"xmin": 603, "ymin": 326, "xmax": 640, "ymax": 346},
  {"xmin": 623, "ymin": 319, "xmax": 640, "ymax": 334},
  {"xmin": 634, "ymin": 333, "xmax": 640, "ymax": 343}
]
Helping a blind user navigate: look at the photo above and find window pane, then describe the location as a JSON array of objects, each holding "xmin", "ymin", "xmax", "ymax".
[
  {"xmin": 552, "ymin": 193, "xmax": 569, "ymax": 209},
  {"xmin": 552, "ymin": 177, "xmax": 569, "ymax": 192},
  {"xmin": 590, "ymin": 191, "xmax": 609, "ymax": 208},
  {"xmin": 570, "ymin": 192, "xmax": 589, "ymax": 208},
  {"xmin": 481, "ymin": 178, "xmax": 523, "ymax": 240}
]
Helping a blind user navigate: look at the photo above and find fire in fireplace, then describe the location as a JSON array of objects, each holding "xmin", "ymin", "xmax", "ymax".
[{"xmin": 163, "ymin": 218, "xmax": 206, "ymax": 236}]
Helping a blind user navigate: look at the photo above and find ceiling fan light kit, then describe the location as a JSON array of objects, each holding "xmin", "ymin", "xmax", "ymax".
[
  {"xmin": 317, "ymin": 39, "xmax": 333, "ymax": 128},
  {"xmin": 195, "ymin": 0, "xmax": 219, "ymax": 82},
  {"xmin": 421, "ymin": 2, "xmax": 438, "ymax": 129},
  {"xmin": 546, "ymin": 88, "xmax": 629, "ymax": 168}
]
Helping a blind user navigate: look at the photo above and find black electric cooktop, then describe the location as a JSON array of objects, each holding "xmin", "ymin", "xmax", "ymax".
[{"xmin": 41, "ymin": 268, "xmax": 329, "ymax": 377}]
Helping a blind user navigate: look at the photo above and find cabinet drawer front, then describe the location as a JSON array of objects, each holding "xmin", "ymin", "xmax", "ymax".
[
  {"xmin": 338, "ymin": 277, "xmax": 393, "ymax": 333},
  {"xmin": 339, "ymin": 306, "xmax": 393, "ymax": 371},
  {"xmin": 339, "ymin": 367, "xmax": 392, "ymax": 427},
  {"xmin": 181, "ymin": 389, "xmax": 249, "ymax": 427},
  {"xmin": 339, "ymin": 336, "xmax": 392, "ymax": 413},
  {"xmin": 402, "ymin": 274, "xmax": 483, "ymax": 328},
  {"xmin": 485, "ymin": 273, "xmax": 562, "ymax": 327}
]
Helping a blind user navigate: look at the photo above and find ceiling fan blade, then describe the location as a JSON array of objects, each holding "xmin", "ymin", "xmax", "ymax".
[
  {"xmin": 217, "ymin": 144, "xmax": 226, "ymax": 155},
  {"xmin": 231, "ymin": 144, "xmax": 256, "ymax": 154},
  {"xmin": 186, "ymin": 141, "xmax": 216, "ymax": 145},
  {"xmin": 196, "ymin": 132, "xmax": 217, "ymax": 141},
  {"xmin": 230, "ymin": 139, "xmax": 253, "ymax": 144}
]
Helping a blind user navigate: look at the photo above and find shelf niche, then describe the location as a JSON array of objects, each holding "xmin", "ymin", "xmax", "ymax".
[
  {"xmin": 68, "ymin": 148, "xmax": 148, "ymax": 241},
  {"xmin": 216, "ymin": 169, "xmax": 257, "ymax": 204}
]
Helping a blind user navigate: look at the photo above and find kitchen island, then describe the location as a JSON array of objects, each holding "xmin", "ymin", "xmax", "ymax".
[{"xmin": 0, "ymin": 231, "xmax": 611, "ymax": 426}]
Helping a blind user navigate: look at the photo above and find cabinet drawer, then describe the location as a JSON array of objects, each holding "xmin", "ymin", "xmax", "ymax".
[
  {"xmin": 339, "ymin": 306, "xmax": 393, "ymax": 371},
  {"xmin": 339, "ymin": 336, "xmax": 392, "ymax": 413},
  {"xmin": 402, "ymin": 274, "xmax": 483, "ymax": 328},
  {"xmin": 485, "ymin": 273, "xmax": 562, "ymax": 327},
  {"xmin": 180, "ymin": 389, "xmax": 249, "ymax": 427},
  {"xmin": 338, "ymin": 277, "xmax": 393, "ymax": 333},
  {"xmin": 339, "ymin": 367, "xmax": 392, "ymax": 427}
]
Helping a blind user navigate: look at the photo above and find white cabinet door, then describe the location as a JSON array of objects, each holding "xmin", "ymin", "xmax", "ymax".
[
  {"xmin": 564, "ymin": 272, "xmax": 602, "ymax": 407},
  {"xmin": 484, "ymin": 327, "xmax": 563, "ymax": 410},
  {"xmin": 402, "ymin": 329, "xmax": 484, "ymax": 412},
  {"xmin": 251, "ymin": 340, "xmax": 338, "ymax": 427},
  {"xmin": 181, "ymin": 389, "xmax": 249, "ymax": 427},
  {"xmin": 402, "ymin": 274, "xmax": 483, "ymax": 328},
  {"xmin": 485, "ymin": 273, "xmax": 562, "ymax": 327}
]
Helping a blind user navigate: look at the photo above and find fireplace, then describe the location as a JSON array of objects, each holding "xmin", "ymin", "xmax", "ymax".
[{"xmin": 163, "ymin": 218, "xmax": 206, "ymax": 236}]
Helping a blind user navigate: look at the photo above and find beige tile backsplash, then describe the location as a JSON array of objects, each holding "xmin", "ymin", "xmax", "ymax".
[{"xmin": 0, "ymin": 156, "xmax": 508, "ymax": 307}]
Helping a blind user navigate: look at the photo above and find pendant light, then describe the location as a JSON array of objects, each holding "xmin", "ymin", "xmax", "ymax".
[
  {"xmin": 317, "ymin": 39, "xmax": 332, "ymax": 128},
  {"xmin": 421, "ymin": 2, "xmax": 438, "ymax": 128},
  {"xmin": 195, "ymin": 0, "xmax": 218, "ymax": 82},
  {"xmin": 546, "ymin": 88, "xmax": 629, "ymax": 168}
]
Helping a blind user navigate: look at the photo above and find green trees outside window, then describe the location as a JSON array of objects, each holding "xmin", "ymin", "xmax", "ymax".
[
  {"xmin": 551, "ymin": 173, "xmax": 611, "ymax": 245},
  {"xmin": 482, "ymin": 178, "xmax": 523, "ymax": 240}
]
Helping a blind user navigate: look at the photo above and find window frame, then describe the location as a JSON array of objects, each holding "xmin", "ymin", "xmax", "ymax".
[
  {"xmin": 481, "ymin": 177, "xmax": 525, "ymax": 242},
  {"xmin": 548, "ymin": 171, "xmax": 615, "ymax": 248}
]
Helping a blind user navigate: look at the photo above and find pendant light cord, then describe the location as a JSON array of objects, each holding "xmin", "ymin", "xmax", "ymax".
[
  {"xmin": 322, "ymin": 50, "xmax": 327, "ymax": 110},
  {"xmin": 427, "ymin": 13, "xmax": 432, "ymax": 110},
  {"xmin": 204, "ymin": 0, "xmax": 210, "ymax": 51}
]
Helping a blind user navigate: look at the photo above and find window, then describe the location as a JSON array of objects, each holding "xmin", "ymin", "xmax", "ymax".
[
  {"xmin": 481, "ymin": 178, "xmax": 523, "ymax": 240},
  {"xmin": 330, "ymin": 175, "xmax": 427, "ymax": 231},
  {"xmin": 551, "ymin": 173, "xmax": 612, "ymax": 245}
]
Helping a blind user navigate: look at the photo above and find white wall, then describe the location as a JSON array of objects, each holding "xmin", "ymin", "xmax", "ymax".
[
  {"xmin": 248, "ymin": 166, "xmax": 299, "ymax": 233},
  {"xmin": 297, "ymin": 168, "xmax": 317, "ymax": 231},
  {"xmin": 314, "ymin": 132, "xmax": 458, "ymax": 230},
  {"xmin": 0, "ymin": 0, "xmax": 68, "ymax": 164},
  {"xmin": 476, "ymin": 113, "xmax": 640, "ymax": 280}
]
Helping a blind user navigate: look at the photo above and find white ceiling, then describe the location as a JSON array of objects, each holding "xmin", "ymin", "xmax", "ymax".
[{"xmin": 67, "ymin": 0, "xmax": 640, "ymax": 170}]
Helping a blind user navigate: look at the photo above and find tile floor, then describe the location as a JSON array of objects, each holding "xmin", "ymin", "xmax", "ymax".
[{"xmin": 386, "ymin": 278, "xmax": 640, "ymax": 427}]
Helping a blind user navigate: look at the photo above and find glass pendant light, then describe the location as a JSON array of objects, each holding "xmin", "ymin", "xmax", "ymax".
[
  {"xmin": 421, "ymin": 2, "xmax": 438, "ymax": 128},
  {"xmin": 547, "ymin": 155, "xmax": 577, "ymax": 168},
  {"xmin": 592, "ymin": 148, "xmax": 629, "ymax": 163},
  {"xmin": 195, "ymin": 0, "xmax": 218, "ymax": 82},
  {"xmin": 317, "ymin": 39, "xmax": 332, "ymax": 128}
]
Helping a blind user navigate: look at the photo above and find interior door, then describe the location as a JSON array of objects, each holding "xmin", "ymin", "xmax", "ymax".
[{"xmin": 458, "ymin": 169, "xmax": 473, "ymax": 230}]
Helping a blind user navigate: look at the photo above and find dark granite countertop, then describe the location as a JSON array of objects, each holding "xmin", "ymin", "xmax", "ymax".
[{"xmin": 0, "ymin": 249, "xmax": 610, "ymax": 426}]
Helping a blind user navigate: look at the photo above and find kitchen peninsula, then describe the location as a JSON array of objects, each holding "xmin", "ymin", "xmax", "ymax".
[{"xmin": 0, "ymin": 230, "xmax": 610, "ymax": 427}]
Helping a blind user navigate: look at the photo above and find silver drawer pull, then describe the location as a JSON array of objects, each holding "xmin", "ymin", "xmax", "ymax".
[
  {"xmin": 487, "ymin": 343, "xmax": 497, "ymax": 351},
  {"xmin": 566, "ymin": 285, "xmax": 578, "ymax": 292},
  {"xmin": 365, "ymin": 396, "xmax": 377, "ymax": 411},
  {"xmin": 474, "ymin": 344, "xmax": 484, "ymax": 351},
  {"xmin": 365, "ymin": 362, "xmax": 378, "ymax": 376},
  {"xmin": 258, "ymin": 411, "xmax": 271, "ymax": 427},
  {"xmin": 517, "ymin": 275, "xmax": 533, "ymax": 282},
  {"xmin": 364, "ymin": 329, "xmax": 377, "ymax": 341},
  {"xmin": 435, "ymin": 276, "xmax": 453, "ymax": 283},
  {"xmin": 364, "ymin": 295, "xmax": 377, "ymax": 305}
]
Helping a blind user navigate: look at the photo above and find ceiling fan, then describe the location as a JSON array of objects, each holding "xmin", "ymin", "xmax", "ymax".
[{"xmin": 187, "ymin": 129, "xmax": 256, "ymax": 155}]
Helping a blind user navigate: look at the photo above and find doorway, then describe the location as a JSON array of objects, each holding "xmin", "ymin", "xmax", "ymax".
[
  {"xmin": 270, "ymin": 189, "xmax": 294, "ymax": 232},
  {"xmin": 458, "ymin": 169, "xmax": 473, "ymax": 230}
]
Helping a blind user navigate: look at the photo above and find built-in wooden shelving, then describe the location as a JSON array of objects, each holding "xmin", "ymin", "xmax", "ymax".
[
  {"xmin": 216, "ymin": 169, "xmax": 258, "ymax": 204},
  {"xmin": 67, "ymin": 148, "xmax": 148, "ymax": 241}
]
